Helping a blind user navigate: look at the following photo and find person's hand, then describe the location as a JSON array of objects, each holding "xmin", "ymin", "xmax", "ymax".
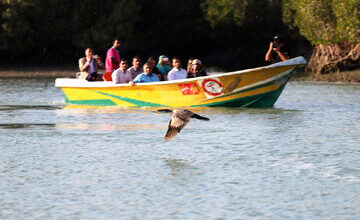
[
  {"xmin": 273, "ymin": 46, "xmax": 279, "ymax": 53},
  {"xmin": 94, "ymin": 55, "xmax": 101, "ymax": 61},
  {"xmin": 130, "ymin": 81, "xmax": 136, "ymax": 86}
]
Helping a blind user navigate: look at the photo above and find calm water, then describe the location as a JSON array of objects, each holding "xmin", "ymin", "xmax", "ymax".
[{"xmin": 0, "ymin": 78, "xmax": 359, "ymax": 219}]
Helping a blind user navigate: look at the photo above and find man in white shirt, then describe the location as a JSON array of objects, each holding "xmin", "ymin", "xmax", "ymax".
[
  {"xmin": 167, "ymin": 57, "xmax": 187, "ymax": 81},
  {"xmin": 112, "ymin": 59, "xmax": 132, "ymax": 84}
]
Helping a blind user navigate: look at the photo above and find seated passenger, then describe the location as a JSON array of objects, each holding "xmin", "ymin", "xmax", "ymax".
[
  {"xmin": 187, "ymin": 58, "xmax": 193, "ymax": 74},
  {"xmin": 128, "ymin": 56, "xmax": 142, "ymax": 80},
  {"xmin": 147, "ymin": 57, "xmax": 161, "ymax": 80},
  {"xmin": 156, "ymin": 55, "xmax": 171, "ymax": 81},
  {"xmin": 187, "ymin": 59, "xmax": 207, "ymax": 78},
  {"xmin": 167, "ymin": 57, "xmax": 187, "ymax": 80},
  {"xmin": 132, "ymin": 63, "xmax": 160, "ymax": 84},
  {"xmin": 112, "ymin": 59, "xmax": 132, "ymax": 84},
  {"xmin": 78, "ymin": 48, "xmax": 105, "ymax": 81}
]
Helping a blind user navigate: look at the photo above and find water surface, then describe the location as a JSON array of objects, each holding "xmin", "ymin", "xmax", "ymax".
[{"xmin": 0, "ymin": 78, "xmax": 359, "ymax": 219}]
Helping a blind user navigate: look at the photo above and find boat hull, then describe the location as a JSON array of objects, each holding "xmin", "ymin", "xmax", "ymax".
[{"xmin": 55, "ymin": 57, "xmax": 306, "ymax": 108}]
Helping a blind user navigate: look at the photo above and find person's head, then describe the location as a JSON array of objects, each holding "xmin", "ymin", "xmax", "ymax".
[
  {"xmin": 147, "ymin": 57, "xmax": 156, "ymax": 67},
  {"xmin": 132, "ymin": 56, "xmax": 141, "ymax": 69},
  {"xmin": 85, "ymin": 48, "xmax": 94, "ymax": 59},
  {"xmin": 273, "ymin": 35, "xmax": 284, "ymax": 48},
  {"xmin": 172, "ymin": 57, "xmax": 181, "ymax": 69},
  {"xmin": 119, "ymin": 59, "xmax": 128, "ymax": 71},
  {"xmin": 143, "ymin": 63, "xmax": 152, "ymax": 75},
  {"xmin": 192, "ymin": 59, "xmax": 202, "ymax": 71},
  {"xmin": 112, "ymin": 38, "xmax": 121, "ymax": 49},
  {"xmin": 187, "ymin": 58, "xmax": 193, "ymax": 67}
]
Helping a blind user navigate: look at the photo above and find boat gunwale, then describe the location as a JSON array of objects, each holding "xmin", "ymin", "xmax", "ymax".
[{"xmin": 55, "ymin": 56, "xmax": 306, "ymax": 88}]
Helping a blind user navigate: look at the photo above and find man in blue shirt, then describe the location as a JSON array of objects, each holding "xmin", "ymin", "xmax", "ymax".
[{"xmin": 131, "ymin": 63, "xmax": 160, "ymax": 85}]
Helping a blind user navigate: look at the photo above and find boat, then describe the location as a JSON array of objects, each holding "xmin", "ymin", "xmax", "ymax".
[{"xmin": 55, "ymin": 56, "xmax": 306, "ymax": 107}]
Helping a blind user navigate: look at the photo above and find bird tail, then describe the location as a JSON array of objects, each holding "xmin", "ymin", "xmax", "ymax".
[{"xmin": 191, "ymin": 114, "xmax": 210, "ymax": 121}]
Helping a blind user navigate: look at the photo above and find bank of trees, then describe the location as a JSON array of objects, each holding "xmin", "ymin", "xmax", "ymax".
[{"xmin": 0, "ymin": 0, "xmax": 359, "ymax": 73}]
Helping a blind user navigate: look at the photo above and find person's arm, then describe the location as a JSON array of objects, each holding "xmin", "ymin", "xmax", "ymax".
[
  {"xmin": 265, "ymin": 42, "xmax": 273, "ymax": 61},
  {"xmin": 273, "ymin": 48, "xmax": 290, "ymax": 61},
  {"xmin": 112, "ymin": 71, "xmax": 119, "ymax": 84},
  {"xmin": 111, "ymin": 57, "xmax": 119, "ymax": 65},
  {"xmin": 95, "ymin": 56, "xmax": 105, "ymax": 70},
  {"xmin": 79, "ymin": 58, "xmax": 91, "ymax": 72}
]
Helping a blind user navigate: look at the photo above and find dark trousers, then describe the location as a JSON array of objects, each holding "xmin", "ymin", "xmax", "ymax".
[{"xmin": 87, "ymin": 72, "xmax": 103, "ymax": 81}]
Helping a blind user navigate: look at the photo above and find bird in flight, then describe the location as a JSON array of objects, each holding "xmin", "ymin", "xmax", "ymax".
[{"xmin": 156, "ymin": 109, "xmax": 210, "ymax": 141}]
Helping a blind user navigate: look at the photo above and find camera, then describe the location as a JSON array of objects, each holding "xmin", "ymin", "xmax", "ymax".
[{"xmin": 273, "ymin": 42, "xmax": 278, "ymax": 48}]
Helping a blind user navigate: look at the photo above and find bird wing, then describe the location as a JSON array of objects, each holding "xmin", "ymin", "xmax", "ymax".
[{"xmin": 164, "ymin": 116, "xmax": 190, "ymax": 141}]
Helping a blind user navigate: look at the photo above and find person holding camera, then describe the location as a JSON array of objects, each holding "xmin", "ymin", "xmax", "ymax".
[
  {"xmin": 78, "ymin": 47, "xmax": 105, "ymax": 81},
  {"xmin": 156, "ymin": 55, "xmax": 171, "ymax": 81},
  {"xmin": 265, "ymin": 35, "xmax": 290, "ymax": 63}
]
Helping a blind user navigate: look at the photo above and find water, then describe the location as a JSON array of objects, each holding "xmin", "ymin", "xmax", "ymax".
[{"xmin": 0, "ymin": 78, "xmax": 359, "ymax": 219}]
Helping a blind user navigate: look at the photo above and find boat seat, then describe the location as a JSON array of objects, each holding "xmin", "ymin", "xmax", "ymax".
[{"xmin": 102, "ymin": 72, "xmax": 113, "ymax": 81}]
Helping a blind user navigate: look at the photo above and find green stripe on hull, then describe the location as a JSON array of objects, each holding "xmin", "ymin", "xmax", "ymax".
[
  {"xmin": 191, "ymin": 84, "xmax": 286, "ymax": 108},
  {"xmin": 64, "ymin": 96, "xmax": 117, "ymax": 106},
  {"xmin": 94, "ymin": 91, "xmax": 168, "ymax": 107}
]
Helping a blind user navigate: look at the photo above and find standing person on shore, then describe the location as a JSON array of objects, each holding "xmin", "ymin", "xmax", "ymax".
[
  {"xmin": 105, "ymin": 38, "xmax": 121, "ymax": 72},
  {"xmin": 78, "ymin": 47, "xmax": 105, "ymax": 81},
  {"xmin": 112, "ymin": 59, "xmax": 132, "ymax": 84},
  {"xmin": 167, "ymin": 57, "xmax": 187, "ymax": 80},
  {"xmin": 128, "ymin": 56, "xmax": 142, "ymax": 80},
  {"xmin": 131, "ymin": 63, "xmax": 160, "ymax": 85},
  {"xmin": 187, "ymin": 59, "xmax": 207, "ymax": 78},
  {"xmin": 156, "ymin": 55, "xmax": 171, "ymax": 81},
  {"xmin": 265, "ymin": 35, "xmax": 290, "ymax": 63}
]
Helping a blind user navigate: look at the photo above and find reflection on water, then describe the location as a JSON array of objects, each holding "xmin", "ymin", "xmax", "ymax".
[
  {"xmin": 55, "ymin": 123, "xmax": 166, "ymax": 131},
  {"xmin": 0, "ymin": 105, "xmax": 62, "ymax": 111},
  {"xmin": 0, "ymin": 123, "xmax": 55, "ymax": 129},
  {"xmin": 0, "ymin": 79, "xmax": 360, "ymax": 219}
]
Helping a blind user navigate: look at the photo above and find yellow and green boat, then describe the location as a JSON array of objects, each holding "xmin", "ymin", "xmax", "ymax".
[{"xmin": 55, "ymin": 56, "xmax": 306, "ymax": 107}]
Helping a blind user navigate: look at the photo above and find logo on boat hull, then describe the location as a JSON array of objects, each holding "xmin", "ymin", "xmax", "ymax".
[
  {"xmin": 178, "ymin": 83, "xmax": 200, "ymax": 95},
  {"xmin": 201, "ymin": 79, "xmax": 223, "ymax": 97}
]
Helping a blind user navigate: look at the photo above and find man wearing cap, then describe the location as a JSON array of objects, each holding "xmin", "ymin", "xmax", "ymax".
[
  {"xmin": 167, "ymin": 57, "xmax": 187, "ymax": 81},
  {"xmin": 187, "ymin": 59, "xmax": 207, "ymax": 78},
  {"xmin": 265, "ymin": 35, "xmax": 290, "ymax": 63}
]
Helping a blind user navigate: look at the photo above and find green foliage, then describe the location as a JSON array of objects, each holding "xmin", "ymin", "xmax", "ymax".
[
  {"xmin": 282, "ymin": 0, "xmax": 360, "ymax": 44},
  {"xmin": 202, "ymin": 0, "xmax": 248, "ymax": 27}
]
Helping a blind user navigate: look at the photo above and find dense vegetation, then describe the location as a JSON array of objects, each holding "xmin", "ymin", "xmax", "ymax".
[{"xmin": 0, "ymin": 0, "xmax": 359, "ymax": 73}]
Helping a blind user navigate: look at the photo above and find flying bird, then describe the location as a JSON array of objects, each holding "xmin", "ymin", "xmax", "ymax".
[{"xmin": 157, "ymin": 109, "xmax": 210, "ymax": 141}]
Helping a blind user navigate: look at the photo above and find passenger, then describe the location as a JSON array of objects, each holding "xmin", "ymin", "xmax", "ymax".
[
  {"xmin": 147, "ymin": 57, "xmax": 161, "ymax": 80},
  {"xmin": 187, "ymin": 58, "xmax": 194, "ymax": 74},
  {"xmin": 131, "ymin": 63, "xmax": 160, "ymax": 85},
  {"xmin": 156, "ymin": 55, "xmax": 171, "ymax": 81},
  {"xmin": 187, "ymin": 59, "xmax": 207, "ymax": 78},
  {"xmin": 265, "ymin": 35, "xmax": 290, "ymax": 63},
  {"xmin": 167, "ymin": 57, "xmax": 187, "ymax": 80},
  {"xmin": 105, "ymin": 38, "xmax": 121, "ymax": 72},
  {"xmin": 112, "ymin": 59, "xmax": 132, "ymax": 84},
  {"xmin": 128, "ymin": 56, "xmax": 142, "ymax": 80},
  {"xmin": 78, "ymin": 47, "xmax": 105, "ymax": 81}
]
